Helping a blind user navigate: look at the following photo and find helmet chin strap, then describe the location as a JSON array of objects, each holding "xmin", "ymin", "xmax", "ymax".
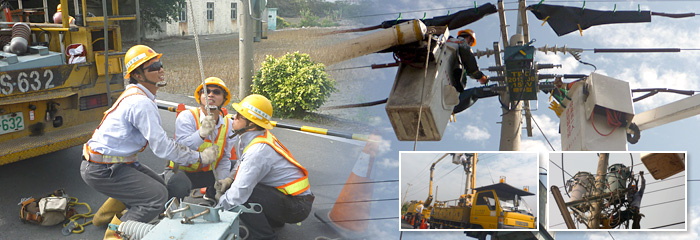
[
  {"xmin": 138, "ymin": 69, "xmax": 167, "ymax": 87},
  {"xmin": 230, "ymin": 120, "xmax": 257, "ymax": 138}
]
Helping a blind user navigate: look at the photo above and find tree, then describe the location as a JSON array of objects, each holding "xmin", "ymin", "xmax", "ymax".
[
  {"xmin": 139, "ymin": 0, "xmax": 184, "ymax": 32},
  {"xmin": 252, "ymin": 52, "xmax": 336, "ymax": 118}
]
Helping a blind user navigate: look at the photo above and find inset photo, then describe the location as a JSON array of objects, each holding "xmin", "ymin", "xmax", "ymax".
[
  {"xmin": 548, "ymin": 152, "xmax": 686, "ymax": 231},
  {"xmin": 400, "ymin": 152, "xmax": 539, "ymax": 231}
]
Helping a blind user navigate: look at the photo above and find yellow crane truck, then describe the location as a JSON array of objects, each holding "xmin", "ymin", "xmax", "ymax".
[
  {"xmin": 0, "ymin": 0, "xmax": 130, "ymax": 165},
  {"xmin": 430, "ymin": 182, "xmax": 536, "ymax": 229}
]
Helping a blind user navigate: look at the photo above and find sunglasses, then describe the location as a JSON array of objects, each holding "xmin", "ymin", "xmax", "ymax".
[
  {"xmin": 144, "ymin": 61, "xmax": 163, "ymax": 72},
  {"xmin": 200, "ymin": 88, "xmax": 223, "ymax": 95}
]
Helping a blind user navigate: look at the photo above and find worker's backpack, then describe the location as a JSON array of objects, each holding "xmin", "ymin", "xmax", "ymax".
[{"xmin": 20, "ymin": 189, "xmax": 76, "ymax": 226}]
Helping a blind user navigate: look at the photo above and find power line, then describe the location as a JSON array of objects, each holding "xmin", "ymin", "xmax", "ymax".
[
  {"xmin": 531, "ymin": 115, "xmax": 556, "ymax": 151},
  {"xmin": 647, "ymin": 175, "xmax": 685, "ymax": 185},
  {"xmin": 608, "ymin": 231, "xmax": 616, "ymax": 240},
  {"xmin": 645, "ymin": 184, "xmax": 684, "ymax": 195},
  {"xmin": 315, "ymin": 179, "xmax": 398, "ymax": 186},
  {"xmin": 650, "ymin": 221, "xmax": 685, "ymax": 229},
  {"xmin": 327, "ymin": 65, "xmax": 372, "ymax": 72},
  {"xmin": 311, "ymin": 217, "xmax": 398, "ymax": 224},
  {"xmin": 550, "ymin": 160, "xmax": 574, "ymax": 178},
  {"xmin": 641, "ymin": 198, "xmax": 684, "ymax": 209},
  {"xmin": 316, "ymin": 198, "xmax": 399, "ymax": 205}
]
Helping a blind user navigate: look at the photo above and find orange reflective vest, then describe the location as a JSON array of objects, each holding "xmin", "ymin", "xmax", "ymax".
[
  {"xmin": 83, "ymin": 86, "xmax": 148, "ymax": 164},
  {"xmin": 239, "ymin": 130, "xmax": 310, "ymax": 196},
  {"xmin": 168, "ymin": 108, "xmax": 229, "ymax": 172}
]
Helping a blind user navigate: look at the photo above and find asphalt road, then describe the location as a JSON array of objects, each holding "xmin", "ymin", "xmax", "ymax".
[{"xmin": 0, "ymin": 93, "xmax": 370, "ymax": 240}]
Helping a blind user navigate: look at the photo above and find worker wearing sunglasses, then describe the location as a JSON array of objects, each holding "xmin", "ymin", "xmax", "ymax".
[
  {"xmin": 163, "ymin": 77, "xmax": 237, "ymax": 205},
  {"xmin": 84, "ymin": 45, "xmax": 219, "ymax": 233}
]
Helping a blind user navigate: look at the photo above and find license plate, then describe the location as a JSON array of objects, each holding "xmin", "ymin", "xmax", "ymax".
[
  {"xmin": 0, "ymin": 112, "xmax": 24, "ymax": 135},
  {"xmin": 516, "ymin": 220, "xmax": 528, "ymax": 227}
]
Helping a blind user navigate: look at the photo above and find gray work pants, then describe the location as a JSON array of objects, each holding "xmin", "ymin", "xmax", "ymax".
[
  {"xmin": 80, "ymin": 160, "xmax": 168, "ymax": 223},
  {"xmin": 240, "ymin": 184, "xmax": 314, "ymax": 240}
]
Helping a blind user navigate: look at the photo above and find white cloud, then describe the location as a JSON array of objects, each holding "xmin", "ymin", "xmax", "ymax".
[
  {"xmin": 456, "ymin": 125, "xmax": 491, "ymax": 141},
  {"xmin": 378, "ymin": 157, "xmax": 399, "ymax": 169}
]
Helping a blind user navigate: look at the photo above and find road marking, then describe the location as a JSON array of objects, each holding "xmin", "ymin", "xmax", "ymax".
[{"xmin": 156, "ymin": 100, "xmax": 364, "ymax": 146}]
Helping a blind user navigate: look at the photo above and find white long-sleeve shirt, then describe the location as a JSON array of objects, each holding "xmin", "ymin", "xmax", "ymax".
[
  {"xmin": 174, "ymin": 108, "xmax": 234, "ymax": 179},
  {"xmin": 86, "ymin": 84, "xmax": 200, "ymax": 165},
  {"xmin": 217, "ymin": 130, "xmax": 310, "ymax": 210}
]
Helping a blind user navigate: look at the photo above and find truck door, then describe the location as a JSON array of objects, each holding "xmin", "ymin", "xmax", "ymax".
[{"xmin": 472, "ymin": 190, "xmax": 498, "ymax": 229}]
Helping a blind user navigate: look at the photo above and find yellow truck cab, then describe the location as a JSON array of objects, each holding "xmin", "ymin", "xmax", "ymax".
[{"xmin": 471, "ymin": 183, "xmax": 536, "ymax": 229}]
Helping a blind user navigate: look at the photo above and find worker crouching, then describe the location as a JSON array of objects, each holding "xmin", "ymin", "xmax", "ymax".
[
  {"xmin": 215, "ymin": 94, "xmax": 315, "ymax": 240},
  {"xmin": 80, "ymin": 45, "xmax": 218, "ymax": 238}
]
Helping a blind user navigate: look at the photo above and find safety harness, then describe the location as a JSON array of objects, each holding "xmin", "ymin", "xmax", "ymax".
[
  {"xmin": 83, "ymin": 86, "xmax": 149, "ymax": 164},
  {"xmin": 168, "ymin": 108, "xmax": 230, "ymax": 172},
  {"xmin": 238, "ymin": 130, "xmax": 310, "ymax": 196},
  {"xmin": 20, "ymin": 189, "xmax": 93, "ymax": 234}
]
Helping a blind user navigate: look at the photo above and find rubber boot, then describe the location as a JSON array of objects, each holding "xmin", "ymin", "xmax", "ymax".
[
  {"xmin": 103, "ymin": 216, "xmax": 122, "ymax": 240},
  {"xmin": 93, "ymin": 198, "xmax": 126, "ymax": 226}
]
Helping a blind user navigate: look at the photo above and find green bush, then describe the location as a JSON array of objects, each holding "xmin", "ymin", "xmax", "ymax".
[
  {"xmin": 252, "ymin": 52, "xmax": 336, "ymax": 118},
  {"xmin": 297, "ymin": 8, "xmax": 320, "ymax": 27},
  {"xmin": 276, "ymin": 16, "xmax": 290, "ymax": 29}
]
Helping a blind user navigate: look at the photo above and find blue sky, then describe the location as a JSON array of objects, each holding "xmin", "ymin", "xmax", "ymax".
[{"xmin": 323, "ymin": 0, "xmax": 700, "ymax": 239}]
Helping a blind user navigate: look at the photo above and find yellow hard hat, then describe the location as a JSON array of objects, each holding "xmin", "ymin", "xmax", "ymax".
[
  {"xmin": 195, "ymin": 77, "xmax": 231, "ymax": 107},
  {"xmin": 231, "ymin": 94, "xmax": 273, "ymax": 129},
  {"xmin": 57, "ymin": 4, "xmax": 62, "ymax": 12},
  {"xmin": 457, "ymin": 29, "xmax": 476, "ymax": 47},
  {"xmin": 124, "ymin": 45, "xmax": 162, "ymax": 79}
]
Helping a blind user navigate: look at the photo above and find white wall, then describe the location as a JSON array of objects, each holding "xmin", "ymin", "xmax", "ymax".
[{"xmin": 146, "ymin": 0, "xmax": 239, "ymax": 39}]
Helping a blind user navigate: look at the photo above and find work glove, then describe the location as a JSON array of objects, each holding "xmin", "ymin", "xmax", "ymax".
[
  {"xmin": 199, "ymin": 115, "xmax": 216, "ymax": 139},
  {"xmin": 478, "ymin": 75, "xmax": 489, "ymax": 85},
  {"xmin": 215, "ymin": 177, "xmax": 234, "ymax": 201},
  {"xmin": 200, "ymin": 145, "xmax": 218, "ymax": 165}
]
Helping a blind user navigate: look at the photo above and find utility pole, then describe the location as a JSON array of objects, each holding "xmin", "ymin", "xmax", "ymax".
[
  {"xmin": 497, "ymin": 0, "xmax": 524, "ymax": 151},
  {"xmin": 402, "ymin": 183, "xmax": 412, "ymax": 205},
  {"xmin": 589, "ymin": 153, "xmax": 609, "ymax": 229},
  {"xmin": 551, "ymin": 185, "xmax": 576, "ymax": 229},
  {"xmin": 238, "ymin": 0, "xmax": 254, "ymax": 98}
]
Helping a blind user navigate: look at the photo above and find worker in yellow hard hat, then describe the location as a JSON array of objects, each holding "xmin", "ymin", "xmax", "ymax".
[
  {"xmin": 454, "ymin": 29, "xmax": 488, "ymax": 86},
  {"xmin": 215, "ymin": 94, "xmax": 314, "ymax": 239},
  {"xmin": 163, "ymin": 77, "xmax": 236, "ymax": 205},
  {"xmin": 53, "ymin": 4, "xmax": 75, "ymax": 24},
  {"xmin": 414, "ymin": 201, "xmax": 425, "ymax": 229},
  {"xmin": 81, "ymin": 45, "xmax": 218, "ymax": 239},
  {"xmin": 450, "ymin": 29, "xmax": 498, "ymax": 114}
]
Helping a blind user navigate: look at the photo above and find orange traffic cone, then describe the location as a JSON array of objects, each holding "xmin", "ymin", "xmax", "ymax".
[{"xmin": 315, "ymin": 134, "xmax": 380, "ymax": 237}]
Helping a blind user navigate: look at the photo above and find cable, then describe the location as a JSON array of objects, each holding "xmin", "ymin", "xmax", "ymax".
[
  {"xmin": 315, "ymin": 198, "xmax": 399, "ymax": 205},
  {"xmin": 644, "ymin": 184, "xmax": 684, "ymax": 195},
  {"xmin": 531, "ymin": 115, "xmax": 556, "ymax": 151},
  {"xmin": 550, "ymin": 160, "xmax": 574, "ymax": 178},
  {"xmin": 640, "ymin": 198, "xmax": 684, "ymax": 209},
  {"xmin": 608, "ymin": 232, "xmax": 616, "ymax": 240},
  {"xmin": 315, "ymin": 179, "xmax": 398, "ymax": 186},
  {"xmin": 650, "ymin": 221, "xmax": 685, "ymax": 229},
  {"xmin": 313, "ymin": 217, "xmax": 398, "ymax": 223},
  {"xmin": 319, "ymin": 98, "xmax": 388, "ymax": 110},
  {"xmin": 561, "ymin": 153, "xmax": 570, "ymax": 197},
  {"xmin": 326, "ymin": 65, "xmax": 372, "ymax": 71},
  {"xmin": 646, "ymin": 175, "xmax": 684, "ymax": 185}
]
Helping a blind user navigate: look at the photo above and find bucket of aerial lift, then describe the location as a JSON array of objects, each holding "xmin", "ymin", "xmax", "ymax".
[
  {"xmin": 385, "ymin": 36, "xmax": 459, "ymax": 141},
  {"xmin": 641, "ymin": 153, "xmax": 685, "ymax": 180},
  {"xmin": 568, "ymin": 171, "xmax": 594, "ymax": 202},
  {"xmin": 560, "ymin": 73, "xmax": 633, "ymax": 150}
]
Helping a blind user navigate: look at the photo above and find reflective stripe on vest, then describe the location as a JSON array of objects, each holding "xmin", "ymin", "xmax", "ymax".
[
  {"xmin": 83, "ymin": 86, "xmax": 148, "ymax": 164},
  {"xmin": 241, "ymin": 130, "xmax": 310, "ymax": 196},
  {"xmin": 168, "ymin": 108, "xmax": 229, "ymax": 172}
]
